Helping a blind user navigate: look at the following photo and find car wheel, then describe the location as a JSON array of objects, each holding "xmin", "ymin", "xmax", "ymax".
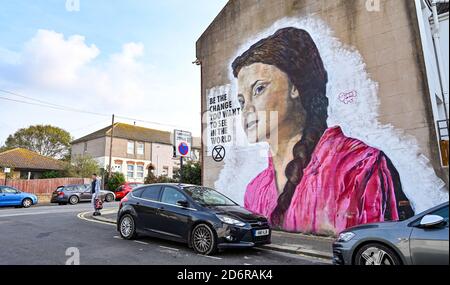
[
  {"xmin": 355, "ymin": 243, "xmax": 401, "ymax": 265},
  {"xmin": 22, "ymin": 198, "xmax": 32, "ymax": 208},
  {"xmin": 119, "ymin": 214, "xmax": 137, "ymax": 240},
  {"xmin": 105, "ymin": 194, "xmax": 114, "ymax": 203},
  {"xmin": 68, "ymin": 196, "xmax": 79, "ymax": 205},
  {"xmin": 191, "ymin": 223, "xmax": 217, "ymax": 255}
]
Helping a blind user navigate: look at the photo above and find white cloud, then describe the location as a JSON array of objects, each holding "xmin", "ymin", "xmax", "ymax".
[
  {"xmin": 0, "ymin": 30, "xmax": 163, "ymax": 109},
  {"xmin": 22, "ymin": 29, "xmax": 100, "ymax": 88},
  {"xmin": 0, "ymin": 29, "xmax": 201, "ymax": 141}
]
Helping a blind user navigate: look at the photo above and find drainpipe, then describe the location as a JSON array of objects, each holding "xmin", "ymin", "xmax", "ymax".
[{"xmin": 430, "ymin": 0, "xmax": 449, "ymax": 122}]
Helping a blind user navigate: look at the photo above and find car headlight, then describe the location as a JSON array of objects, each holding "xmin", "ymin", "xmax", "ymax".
[
  {"xmin": 216, "ymin": 215, "xmax": 246, "ymax": 227},
  {"xmin": 338, "ymin": 232, "xmax": 356, "ymax": 242}
]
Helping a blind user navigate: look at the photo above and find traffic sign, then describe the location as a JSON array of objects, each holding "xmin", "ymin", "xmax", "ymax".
[
  {"xmin": 178, "ymin": 142, "xmax": 189, "ymax": 156},
  {"xmin": 174, "ymin": 130, "xmax": 192, "ymax": 157}
]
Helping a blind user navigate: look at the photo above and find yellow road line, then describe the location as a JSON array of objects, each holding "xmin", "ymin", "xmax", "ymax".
[{"xmin": 77, "ymin": 211, "xmax": 116, "ymax": 227}]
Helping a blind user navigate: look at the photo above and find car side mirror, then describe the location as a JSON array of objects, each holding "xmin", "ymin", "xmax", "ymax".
[
  {"xmin": 177, "ymin": 200, "xmax": 189, "ymax": 208},
  {"xmin": 420, "ymin": 215, "xmax": 445, "ymax": 228}
]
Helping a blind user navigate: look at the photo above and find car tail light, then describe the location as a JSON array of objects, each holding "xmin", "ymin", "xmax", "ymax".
[
  {"xmin": 119, "ymin": 195, "xmax": 129, "ymax": 208},
  {"xmin": 58, "ymin": 192, "xmax": 65, "ymax": 197}
]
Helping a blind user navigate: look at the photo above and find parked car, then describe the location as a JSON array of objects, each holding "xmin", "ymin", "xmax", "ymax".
[
  {"xmin": 333, "ymin": 201, "xmax": 449, "ymax": 265},
  {"xmin": 50, "ymin": 184, "xmax": 115, "ymax": 205},
  {"xmin": 0, "ymin": 186, "xmax": 38, "ymax": 208},
  {"xmin": 114, "ymin": 182, "xmax": 143, "ymax": 200},
  {"xmin": 117, "ymin": 184, "xmax": 271, "ymax": 255}
]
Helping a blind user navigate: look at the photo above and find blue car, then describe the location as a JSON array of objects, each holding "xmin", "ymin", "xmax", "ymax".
[{"xmin": 0, "ymin": 186, "xmax": 38, "ymax": 208}]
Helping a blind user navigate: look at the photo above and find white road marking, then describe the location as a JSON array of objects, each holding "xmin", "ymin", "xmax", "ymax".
[
  {"xmin": 256, "ymin": 247, "xmax": 332, "ymax": 264},
  {"xmin": 113, "ymin": 236, "xmax": 122, "ymax": 239},
  {"xmin": 197, "ymin": 254, "xmax": 222, "ymax": 260},
  {"xmin": 0, "ymin": 204, "xmax": 119, "ymax": 218},
  {"xmin": 244, "ymin": 263, "xmax": 252, "ymax": 266},
  {"xmin": 159, "ymin": 245, "xmax": 179, "ymax": 251},
  {"xmin": 135, "ymin": 241, "xmax": 149, "ymax": 245},
  {"xmin": 0, "ymin": 209, "xmax": 88, "ymax": 218}
]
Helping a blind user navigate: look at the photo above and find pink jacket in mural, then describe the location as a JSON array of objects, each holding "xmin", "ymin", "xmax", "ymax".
[{"xmin": 244, "ymin": 127, "xmax": 412, "ymax": 236}]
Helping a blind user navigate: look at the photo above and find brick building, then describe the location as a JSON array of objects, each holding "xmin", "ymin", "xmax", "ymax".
[{"xmin": 71, "ymin": 123, "xmax": 200, "ymax": 182}]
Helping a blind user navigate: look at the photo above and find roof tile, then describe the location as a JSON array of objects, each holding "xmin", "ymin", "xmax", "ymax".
[{"xmin": 0, "ymin": 148, "xmax": 65, "ymax": 171}]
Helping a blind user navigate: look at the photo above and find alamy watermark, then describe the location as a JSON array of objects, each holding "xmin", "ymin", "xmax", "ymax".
[
  {"xmin": 66, "ymin": 0, "xmax": 80, "ymax": 12},
  {"xmin": 366, "ymin": 0, "xmax": 381, "ymax": 12},
  {"xmin": 65, "ymin": 247, "xmax": 80, "ymax": 265}
]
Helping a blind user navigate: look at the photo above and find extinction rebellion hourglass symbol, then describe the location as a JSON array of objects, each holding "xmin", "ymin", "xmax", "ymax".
[{"xmin": 212, "ymin": 145, "xmax": 225, "ymax": 162}]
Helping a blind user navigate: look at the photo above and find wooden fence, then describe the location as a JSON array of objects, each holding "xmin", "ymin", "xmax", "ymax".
[{"xmin": 5, "ymin": 178, "xmax": 91, "ymax": 195}]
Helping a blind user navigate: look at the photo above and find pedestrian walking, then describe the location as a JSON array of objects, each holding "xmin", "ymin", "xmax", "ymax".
[{"xmin": 91, "ymin": 173, "xmax": 102, "ymax": 216}]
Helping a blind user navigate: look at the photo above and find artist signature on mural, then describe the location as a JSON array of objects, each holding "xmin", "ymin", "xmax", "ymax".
[{"xmin": 338, "ymin": 90, "xmax": 358, "ymax": 104}]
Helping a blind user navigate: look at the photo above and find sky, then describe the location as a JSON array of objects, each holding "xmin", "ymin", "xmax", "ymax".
[{"xmin": 0, "ymin": 0, "xmax": 228, "ymax": 144}]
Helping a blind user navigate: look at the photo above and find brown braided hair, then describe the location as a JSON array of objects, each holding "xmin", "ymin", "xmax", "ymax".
[{"xmin": 232, "ymin": 28, "xmax": 329, "ymax": 227}]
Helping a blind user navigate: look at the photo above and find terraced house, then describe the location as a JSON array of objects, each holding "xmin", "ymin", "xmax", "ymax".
[{"xmin": 70, "ymin": 123, "xmax": 200, "ymax": 182}]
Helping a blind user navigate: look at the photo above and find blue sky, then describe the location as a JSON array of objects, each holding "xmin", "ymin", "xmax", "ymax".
[{"xmin": 0, "ymin": 0, "xmax": 227, "ymax": 144}]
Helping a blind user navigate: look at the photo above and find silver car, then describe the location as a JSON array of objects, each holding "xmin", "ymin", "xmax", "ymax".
[
  {"xmin": 333, "ymin": 202, "xmax": 449, "ymax": 265},
  {"xmin": 50, "ymin": 184, "xmax": 116, "ymax": 205}
]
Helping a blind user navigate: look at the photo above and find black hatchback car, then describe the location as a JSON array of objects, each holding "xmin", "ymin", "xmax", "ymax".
[{"xmin": 117, "ymin": 184, "xmax": 271, "ymax": 255}]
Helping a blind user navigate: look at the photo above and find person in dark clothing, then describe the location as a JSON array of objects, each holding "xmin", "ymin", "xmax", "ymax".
[{"xmin": 91, "ymin": 174, "xmax": 101, "ymax": 216}]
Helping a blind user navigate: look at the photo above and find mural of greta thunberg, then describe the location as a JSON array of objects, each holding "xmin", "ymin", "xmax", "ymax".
[{"xmin": 232, "ymin": 27, "xmax": 414, "ymax": 236}]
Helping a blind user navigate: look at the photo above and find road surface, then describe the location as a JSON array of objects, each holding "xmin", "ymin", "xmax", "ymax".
[{"xmin": 0, "ymin": 203, "xmax": 329, "ymax": 265}]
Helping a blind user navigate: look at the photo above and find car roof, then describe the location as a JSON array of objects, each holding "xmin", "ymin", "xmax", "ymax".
[
  {"xmin": 133, "ymin": 183, "xmax": 199, "ymax": 189},
  {"xmin": 60, "ymin": 184, "xmax": 88, "ymax": 187}
]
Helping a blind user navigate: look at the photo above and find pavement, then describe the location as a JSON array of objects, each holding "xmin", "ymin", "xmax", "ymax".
[
  {"xmin": 0, "ymin": 202, "xmax": 331, "ymax": 265},
  {"xmin": 91, "ymin": 208, "xmax": 334, "ymax": 260}
]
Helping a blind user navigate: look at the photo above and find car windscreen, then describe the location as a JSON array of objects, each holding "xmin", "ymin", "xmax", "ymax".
[{"xmin": 183, "ymin": 187, "xmax": 238, "ymax": 206}]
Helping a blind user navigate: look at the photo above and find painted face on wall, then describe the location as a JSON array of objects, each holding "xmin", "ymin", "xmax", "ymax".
[
  {"xmin": 237, "ymin": 63, "xmax": 299, "ymax": 143},
  {"xmin": 225, "ymin": 26, "xmax": 420, "ymax": 235}
]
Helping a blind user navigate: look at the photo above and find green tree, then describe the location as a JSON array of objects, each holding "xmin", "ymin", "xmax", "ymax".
[
  {"xmin": 66, "ymin": 155, "xmax": 100, "ymax": 178},
  {"xmin": 144, "ymin": 164, "xmax": 157, "ymax": 184},
  {"xmin": 173, "ymin": 160, "xmax": 201, "ymax": 185},
  {"xmin": 106, "ymin": 172, "xmax": 126, "ymax": 191},
  {"xmin": 41, "ymin": 170, "xmax": 63, "ymax": 179},
  {"xmin": 2, "ymin": 125, "xmax": 72, "ymax": 159},
  {"xmin": 145, "ymin": 164, "xmax": 177, "ymax": 184}
]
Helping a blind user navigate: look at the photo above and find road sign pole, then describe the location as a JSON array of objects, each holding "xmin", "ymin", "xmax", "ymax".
[{"xmin": 180, "ymin": 156, "xmax": 183, "ymax": 183}]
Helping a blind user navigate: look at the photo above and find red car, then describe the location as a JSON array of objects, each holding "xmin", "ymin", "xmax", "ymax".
[{"xmin": 114, "ymin": 182, "xmax": 143, "ymax": 200}]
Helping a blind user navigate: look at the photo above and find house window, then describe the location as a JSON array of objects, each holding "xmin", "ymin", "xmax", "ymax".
[
  {"xmin": 84, "ymin": 142, "xmax": 88, "ymax": 153},
  {"xmin": 136, "ymin": 165, "xmax": 144, "ymax": 178},
  {"xmin": 127, "ymin": 141, "xmax": 135, "ymax": 154},
  {"xmin": 114, "ymin": 160, "xmax": 123, "ymax": 172},
  {"xmin": 127, "ymin": 164, "xmax": 135, "ymax": 178},
  {"xmin": 137, "ymin": 142, "xmax": 144, "ymax": 155}
]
